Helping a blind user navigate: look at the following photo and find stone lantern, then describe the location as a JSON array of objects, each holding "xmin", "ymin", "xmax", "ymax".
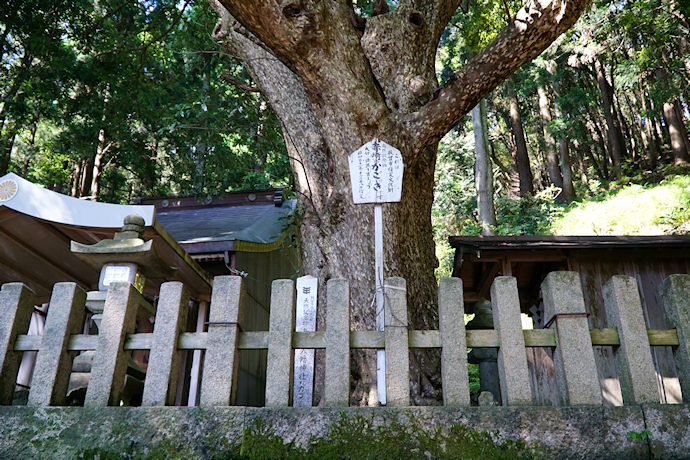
[
  {"xmin": 70, "ymin": 213, "xmax": 177, "ymax": 329},
  {"xmin": 467, "ymin": 299, "xmax": 501, "ymax": 405},
  {"xmin": 67, "ymin": 214, "xmax": 176, "ymax": 405}
]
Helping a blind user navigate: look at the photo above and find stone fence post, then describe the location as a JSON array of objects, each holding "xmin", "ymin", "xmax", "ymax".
[
  {"xmin": 199, "ymin": 276, "xmax": 245, "ymax": 406},
  {"xmin": 84, "ymin": 282, "xmax": 141, "ymax": 407},
  {"xmin": 28, "ymin": 283, "xmax": 86, "ymax": 406},
  {"xmin": 324, "ymin": 279, "xmax": 350, "ymax": 406},
  {"xmin": 491, "ymin": 276, "xmax": 533, "ymax": 406},
  {"xmin": 265, "ymin": 279, "xmax": 295, "ymax": 407},
  {"xmin": 439, "ymin": 277, "xmax": 470, "ymax": 406},
  {"xmin": 541, "ymin": 271, "xmax": 602, "ymax": 406},
  {"xmin": 0, "ymin": 283, "xmax": 36, "ymax": 405},
  {"xmin": 384, "ymin": 277, "xmax": 409, "ymax": 406},
  {"xmin": 142, "ymin": 282, "xmax": 190, "ymax": 407},
  {"xmin": 661, "ymin": 274, "xmax": 690, "ymax": 403},
  {"xmin": 604, "ymin": 276, "xmax": 658, "ymax": 404}
]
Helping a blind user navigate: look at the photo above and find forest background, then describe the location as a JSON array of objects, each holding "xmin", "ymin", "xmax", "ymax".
[{"xmin": 1, "ymin": 0, "xmax": 689, "ymax": 279}]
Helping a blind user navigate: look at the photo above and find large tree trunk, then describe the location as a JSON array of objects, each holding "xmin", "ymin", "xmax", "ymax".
[
  {"xmin": 570, "ymin": 139, "xmax": 590, "ymax": 191},
  {"xmin": 662, "ymin": 98, "xmax": 690, "ymax": 164},
  {"xmin": 593, "ymin": 59, "xmax": 625, "ymax": 178},
  {"xmin": 472, "ymin": 100, "xmax": 496, "ymax": 235},
  {"xmin": 507, "ymin": 80, "xmax": 534, "ymax": 197},
  {"xmin": 536, "ymin": 84, "xmax": 563, "ymax": 198},
  {"xmin": 636, "ymin": 82, "xmax": 659, "ymax": 169},
  {"xmin": 80, "ymin": 156, "xmax": 94, "ymax": 197},
  {"xmin": 90, "ymin": 128, "xmax": 113, "ymax": 200},
  {"xmin": 673, "ymin": 100, "xmax": 690, "ymax": 158},
  {"xmin": 557, "ymin": 137, "xmax": 576, "ymax": 201},
  {"xmin": 210, "ymin": 0, "xmax": 590, "ymax": 406},
  {"xmin": 550, "ymin": 76, "xmax": 576, "ymax": 202}
]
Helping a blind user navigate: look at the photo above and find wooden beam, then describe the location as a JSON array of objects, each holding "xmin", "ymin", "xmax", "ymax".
[
  {"xmin": 42, "ymin": 221, "xmax": 102, "ymax": 246},
  {"xmin": 14, "ymin": 328, "xmax": 681, "ymax": 352},
  {"xmin": 501, "ymin": 258, "xmax": 512, "ymax": 276},
  {"xmin": 0, "ymin": 251, "xmax": 53, "ymax": 291},
  {"xmin": 524, "ymin": 329, "xmax": 557, "ymax": 347},
  {"xmin": 590, "ymin": 328, "xmax": 619, "ymax": 346},
  {"xmin": 463, "ymin": 292, "xmax": 481, "ymax": 303},
  {"xmin": 0, "ymin": 226, "xmax": 86, "ymax": 283},
  {"xmin": 648, "ymin": 329, "xmax": 679, "ymax": 346},
  {"xmin": 238, "ymin": 331, "xmax": 268, "ymax": 349},
  {"xmin": 477, "ymin": 262, "xmax": 501, "ymax": 299},
  {"xmin": 0, "ymin": 211, "xmax": 19, "ymax": 225}
]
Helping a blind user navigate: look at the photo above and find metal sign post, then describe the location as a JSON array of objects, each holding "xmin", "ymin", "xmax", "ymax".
[{"xmin": 348, "ymin": 138, "xmax": 403, "ymax": 405}]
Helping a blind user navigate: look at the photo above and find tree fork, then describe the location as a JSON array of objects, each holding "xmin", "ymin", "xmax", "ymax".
[{"xmin": 210, "ymin": 0, "xmax": 591, "ymax": 405}]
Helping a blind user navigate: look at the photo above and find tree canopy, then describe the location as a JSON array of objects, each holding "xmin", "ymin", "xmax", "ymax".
[{"xmin": 1, "ymin": 0, "xmax": 291, "ymax": 200}]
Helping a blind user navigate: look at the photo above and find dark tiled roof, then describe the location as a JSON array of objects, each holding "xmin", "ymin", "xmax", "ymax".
[
  {"xmin": 449, "ymin": 235, "xmax": 690, "ymax": 251},
  {"xmin": 156, "ymin": 201, "xmax": 295, "ymax": 245},
  {"xmin": 137, "ymin": 189, "xmax": 296, "ymax": 254}
]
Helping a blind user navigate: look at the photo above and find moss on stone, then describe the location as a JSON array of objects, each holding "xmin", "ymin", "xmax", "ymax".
[{"xmin": 238, "ymin": 413, "xmax": 541, "ymax": 459}]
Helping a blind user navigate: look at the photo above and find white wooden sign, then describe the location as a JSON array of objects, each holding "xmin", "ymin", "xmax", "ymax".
[
  {"xmin": 348, "ymin": 138, "xmax": 404, "ymax": 405},
  {"xmin": 348, "ymin": 138, "xmax": 403, "ymax": 204},
  {"xmin": 293, "ymin": 275, "xmax": 318, "ymax": 406}
]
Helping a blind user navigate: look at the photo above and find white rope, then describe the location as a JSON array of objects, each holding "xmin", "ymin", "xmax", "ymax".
[
  {"xmin": 383, "ymin": 285, "xmax": 406, "ymax": 292},
  {"xmin": 226, "ymin": 266, "xmax": 248, "ymax": 277}
]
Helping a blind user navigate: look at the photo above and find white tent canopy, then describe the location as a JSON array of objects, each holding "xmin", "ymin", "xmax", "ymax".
[
  {"xmin": 0, "ymin": 173, "xmax": 155, "ymax": 227},
  {"xmin": 0, "ymin": 173, "xmax": 211, "ymax": 302}
]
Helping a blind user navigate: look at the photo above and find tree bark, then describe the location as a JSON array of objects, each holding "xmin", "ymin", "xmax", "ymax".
[
  {"xmin": 71, "ymin": 161, "xmax": 82, "ymax": 197},
  {"xmin": 20, "ymin": 119, "xmax": 38, "ymax": 176},
  {"xmin": 0, "ymin": 129, "xmax": 17, "ymax": 175},
  {"xmin": 625, "ymin": 92, "xmax": 645, "ymax": 160},
  {"xmin": 536, "ymin": 84, "xmax": 563, "ymax": 197},
  {"xmin": 550, "ymin": 76, "xmax": 576, "ymax": 202},
  {"xmin": 662, "ymin": 98, "xmax": 690, "ymax": 164},
  {"xmin": 472, "ymin": 100, "xmax": 496, "ymax": 235},
  {"xmin": 507, "ymin": 80, "xmax": 533, "ymax": 197},
  {"xmin": 80, "ymin": 156, "xmax": 94, "ymax": 197},
  {"xmin": 557, "ymin": 137, "xmax": 576, "ymax": 201},
  {"xmin": 614, "ymin": 92, "xmax": 633, "ymax": 162},
  {"xmin": 593, "ymin": 59, "xmax": 624, "ymax": 178},
  {"xmin": 673, "ymin": 100, "xmax": 690, "ymax": 158},
  {"xmin": 585, "ymin": 98, "xmax": 611, "ymax": 179},
  {"xmin": 570, "ymin": 139, "xmax": 590, "ymax": 190},
  {"xmin": 90, "ymin": 128, "xmax": 114, "ymax": 200},
  {"xmin": 210, "ymin": 0, "xmax": 590, "ymax": 405}
]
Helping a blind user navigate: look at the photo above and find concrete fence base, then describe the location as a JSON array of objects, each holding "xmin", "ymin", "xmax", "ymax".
[{"xmin": 0, "ymin": 405, "xmax": 688, "ymax": 459}]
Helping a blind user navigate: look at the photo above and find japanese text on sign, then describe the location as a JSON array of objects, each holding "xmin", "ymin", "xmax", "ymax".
[
  {"xmin": 293, "ymin": 275, "xmax": 317, "ymax": 407},
  {"xmin": 348, "ymin": 138, "xmax": 403, "ymax": 204}
]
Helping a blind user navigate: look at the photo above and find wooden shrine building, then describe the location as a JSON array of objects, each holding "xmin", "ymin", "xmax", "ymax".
[{"xmin": 450, "ymin": 235, "xmax": 690, "ymax": 406}]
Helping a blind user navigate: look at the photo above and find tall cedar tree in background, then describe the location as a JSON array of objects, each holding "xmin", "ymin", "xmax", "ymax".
[{"xmin": 209, "ymin": 0, "xmax": 591, "ymax": 404}]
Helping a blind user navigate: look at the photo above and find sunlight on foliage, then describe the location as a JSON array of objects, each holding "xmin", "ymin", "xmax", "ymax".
[{"xmin": 552, "ymin": 176, "xmax": 690, "ymax": 235}]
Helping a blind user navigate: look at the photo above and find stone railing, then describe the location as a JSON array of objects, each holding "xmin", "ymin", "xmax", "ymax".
[{"xmin": 1, "ymin": 271, "xmax": 689, "ymax": 408}]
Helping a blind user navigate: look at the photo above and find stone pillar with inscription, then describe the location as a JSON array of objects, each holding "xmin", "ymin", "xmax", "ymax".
[{"xmin": 293, "ymin": 276, "xmax": 317, "ymax": 407}]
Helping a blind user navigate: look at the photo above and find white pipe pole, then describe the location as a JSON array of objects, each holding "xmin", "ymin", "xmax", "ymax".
[
  {"xmin": 187, "ymin": 300, "xmax": 208, "ymax": 406},
  {"xmin": 375, "ymin": 204, "xmax": 386, "ymax": 405}
]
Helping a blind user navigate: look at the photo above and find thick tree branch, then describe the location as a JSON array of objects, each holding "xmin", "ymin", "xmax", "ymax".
[
  {"xmin": 219, "ymin": 74, "xmax": 261, "ymax": 92},
  {"xmin": 361, "ymin": 1, "xmax": 462, "ymax": 115},
  {"xmin": 215, "ymin": 0, "xmax": 387, "ymax": 153},
  {"xmin": 408, "ymin": 0, "xmax": 591, "ymax": 147},
  {"xmin": 398, "ymin": 0, "xmax": 463, "ymax": 46},
  {"xmin": 215, "ymin": 0, "xmax": 330, "ymax": 67}
]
